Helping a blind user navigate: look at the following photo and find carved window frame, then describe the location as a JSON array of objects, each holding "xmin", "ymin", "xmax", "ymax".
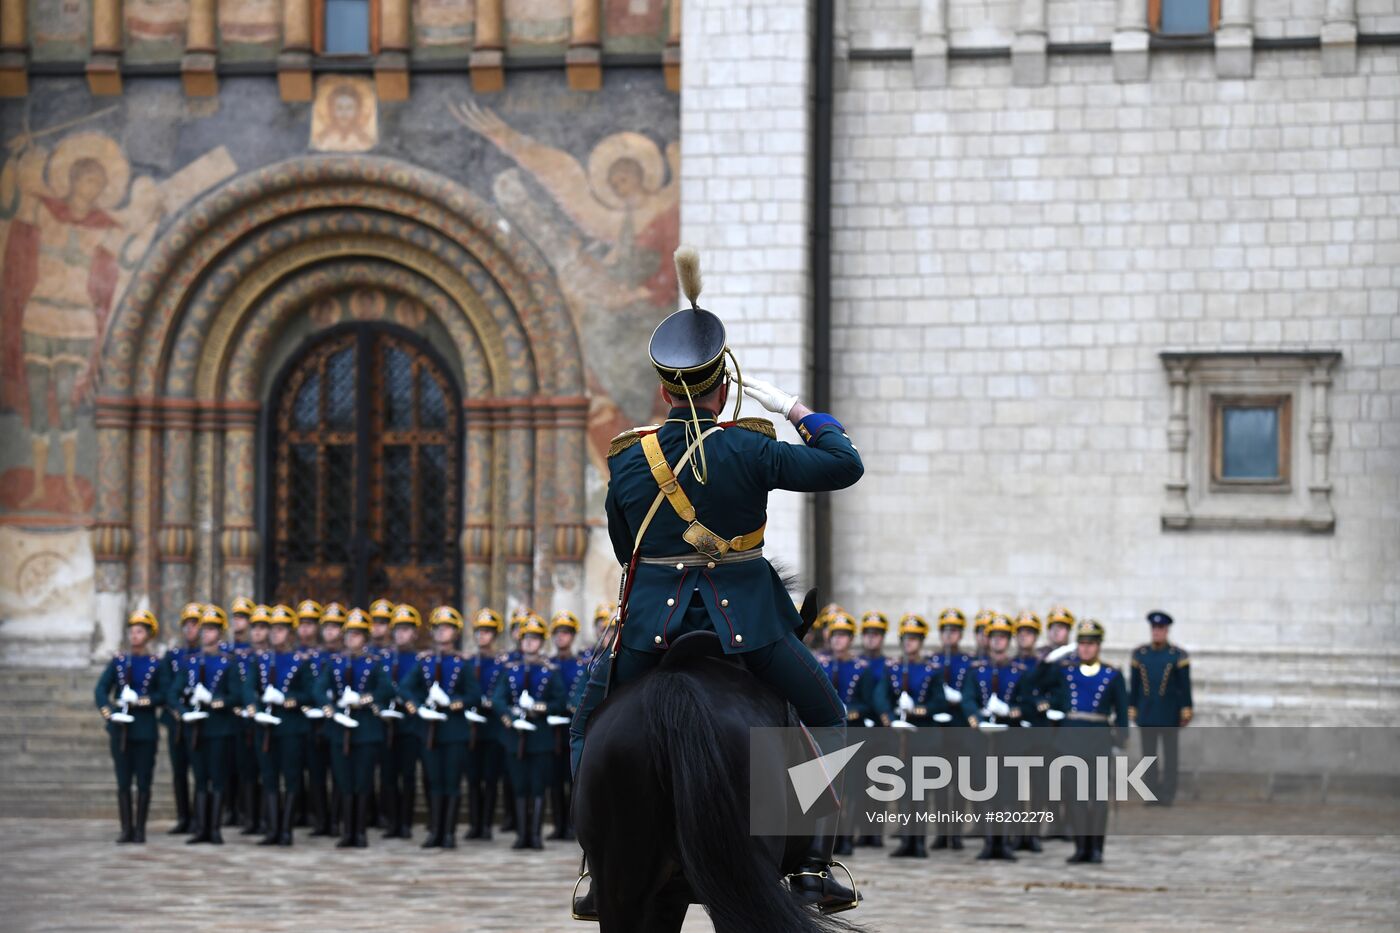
[{"xmin": 1159, "ymin": 351, "xmax": 1340, "ymax": 534}]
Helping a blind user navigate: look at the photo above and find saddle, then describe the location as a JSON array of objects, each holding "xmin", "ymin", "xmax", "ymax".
[{"xmin": 657, "ymin": 630, "xmax": 737, "ymax": 672}]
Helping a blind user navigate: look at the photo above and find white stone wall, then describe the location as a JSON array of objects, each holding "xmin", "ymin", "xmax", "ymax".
[
  {"xmin": 825, "ymin": 46, "xmax": 1400, "ymax": 723},
  {"xmin": 1255, "ymin": 0, "xmax": 1325, "ymax": 38},
  {"xmin": 1357, "ymin": 0, "xmax": 1400, "ymax": 34},
  {"xmin": 679, "ymin": 0, "xmax": 815, "ymax": 577}
]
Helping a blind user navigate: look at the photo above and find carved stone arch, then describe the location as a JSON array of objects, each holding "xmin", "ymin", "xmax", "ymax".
[{"xmin": 92, "ymin": 156, "xmax": 589, "ymax": 629}]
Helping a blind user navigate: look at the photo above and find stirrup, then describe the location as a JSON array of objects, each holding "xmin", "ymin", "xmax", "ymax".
[
  {"xmin": 570, "ymin": 868, "xmax": 597, "ymax": 922},
  {"xmin": 788, "ymin": 859, "xmax": 860, "ymax": 915}
]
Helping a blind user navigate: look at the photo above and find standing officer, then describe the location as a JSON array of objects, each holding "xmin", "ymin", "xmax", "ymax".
[
  {"xmin": 382, "ymin": 603, "xmax": 424, "ymax": 839},
  {"xmin": 227, "ymin": 596, "xmax": 262, "ymax": 835},
  {"xmin": 1062, "ymin": 619, "xmax": 1129, "ymax": 863},
  {"xmin": 317, "ymin": 608, "xmax": 393, "ymax": 848},
  {"xmin": 293, "ymin": 599, "xmax": 333, "ymax": 835},
  {"xmin": 971, "ymin": 609, "xmax": 995, "ymax": 659},
  {"xmin": 464, "ymin": 607, "xmax": 507, "ymax": 840},
  {"xmin": 95, "ymin": 609, "xmax": 166, "ymax": 844},
  {"xmin": 494, "ymin": 611, "xmax": 567, "ymax": 850},
  {"xmin": 548, "ymin": 610, "xmax": 585, "ymax": 840},
  {"xmin": 169, "ymin": 605, "xmax": 238, "ymax": 845},
  {"xmin": 853, "ymin": 610, "xmax": 892, "ymax": 848},
  {"xmin": 162, "ymin": 601, "xmax": 202, "ymax": 834},
  {"xmin": 315, "ymin": 601, "xmax": 349, "ymax": 836},
  {"xmin": 246, "ymin": 604, "xmax": 313, "ymax": 846},
  {"xmin": 929, "ymin": 607, "xmax": 972, "ymax": 850},
  {"xmin": 1130, "ymin": 610, "xmax": 1192, "ymax": 807},
  {"xmin": 403, "ymin": 605, "xmax": 480, "ymax": 849},
  {"xmin": 819, "ymin": 609, "xmax": 877, "ymax": 856},
  {"xmin": 961, "ymin": 614, "xmax": 1031, "ymax": 861},
  {"xmin": 366, "ymin": 597, "xmax": 397, "ymax": 831},
  {"xmin": 886, "ymin": 613, "xmax": 952, "ymax": 858}
]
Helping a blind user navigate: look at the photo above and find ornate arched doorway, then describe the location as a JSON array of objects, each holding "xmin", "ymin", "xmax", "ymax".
[{"xmin": 265, "ymin": 323, "xmax": 463, "ymax": 608}]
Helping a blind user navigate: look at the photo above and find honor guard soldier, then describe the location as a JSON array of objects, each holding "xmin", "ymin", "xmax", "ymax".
[
  {"xmin": 887, "ymin": 613, "xmax": 953, "ymax": 859},
  {"xmin": 929, "ymin": 607, "xmax": 973, "ymax": 851},
  {"xmin": 548, "ymin": 610, "xmax": 585, "ymax": 840},
  {"xmin": 464, "ymin": 607, "xmax": 507, "ymax": 841},
  {"xmin": 494, "ymin": 612, "xmax": 568, "ymax": 850},
  {"xmin": 570, "ymin": 247, "xmax": 862, "ymax": 919},
  {"xmin": 1130, "ymin": 610, "xmax": 1192, "ymax": 807},
  {"xmin": 369, "ymin": 598, "xmax": 396, "ymax": 656},
  {"xmin": 317, "ymin": 608, "xmax": 393, "ymax": 848},
  {"xmin": 1041, "ymin": 607, "xmax": 1075, "ymax": 661},
  {"xmin": 162, "ymin": 601, "xmax": 202, "ymax": 834},
  {"xmin": 169, "ymin": 605, "xmax": 238, "ymax": 845},
  {"xmin": 819, "ymin": 610, "xmax": 875, "ymax": 857},
  {"xmin": 245, "ymin": 604, "xmax": 313, "ymax": 846},
  {"xmin": 1012, "ymin": 611, "xmax": 1041, "ymax": 672},
  {"xmin": 852, "ymin": 610, "xmax": 893, "ymax": 848},
  {"xmin": 1034, "ymin": 606, "xmax": 1077, "ymax": 839},
  {"xmin": 1062, "ymin": 619, "xmax": 1129, "ymax": 863},
  {"xmin": 96, "ymin": 609, "xmax": 167, "ymax": 844},
  {"xmin": 231, "ymin": 600, "xmax": 271, "ymax": 836},
  {"xmin": 971, "ymin": 609, "xmax": 995, "ymax": 659},
  {"xmin": 402, "ymin": 605, "xmax": 480, "ymax": 849},
  {"xmin": 366, "ymin": 598, "xmax": 397, "ymax": 832},
  {"xmin": 311, "ymin": 601, "xmax": 348, "ymax": 836},
  {"xmin": 381, "ymin": 603, "xmax": 424, "ymax": 839},
  {"xmin": 962, "ymin": 614, "xmax": 1032, "ymax": 861}
]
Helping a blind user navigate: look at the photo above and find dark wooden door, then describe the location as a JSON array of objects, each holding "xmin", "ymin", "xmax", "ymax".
[{"xmin": 265, "ymin": 324, "xmax": 461, "ymax": 609}]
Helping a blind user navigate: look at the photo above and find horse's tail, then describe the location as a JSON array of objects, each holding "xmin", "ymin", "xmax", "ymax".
[{"xmin": 643, "ymin": 669, "xmax": 860, "ymax": 933}]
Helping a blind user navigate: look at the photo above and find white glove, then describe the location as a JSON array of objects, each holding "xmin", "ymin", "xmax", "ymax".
[
  {"xmin": 897, "ymin": 691, "xmax": 915, "ymax": 713},
  {"xmin": 1046, "ymin": 643, "xmax": 1076, "ymax": 664},
  {"xmin": 890, "ymin": 719, "xmax": 917, "ymax": 731},
  {"xmin": 943, "ymin": 684, "xmax": 962, "ymax": 704},
  {"xmin": 428, "ymin": 683, "xmax": 451, "ymax": 708},
  {"xmin": 510, "ymin": 718, "xmax": 537, "ymax": 732},
  {"xmin": 338, "ymin": 688, "xmax": 361, "ymax": 709},
  {"xmin": 417, "ymin": 706, "xmax": 447, "ymax": 722},
  {"xmin": 862, "ymin": 718, "xmax": 875, "ymax": 728},
  {"xmin": 261, "ymin": 686, "xmax": 285, "ymax": 706},
  {"xmin": 302, "ymin": 707, "xmax": 325, "ymax": 719},
  {"xmin": 518, "ymin": 690, "xmax": 534, "ymax": 710},
  {"xmin": 333, "ymin": 711, "xmax": 359, "ymax": 729},
  {"xmin": 1020, "ymin": 720, "xmax": 1032, "ymax": 728},
  {"xmin": 181, "ymin": 709, "xmax": 209, "ymax": 722},
  {"xmin": 984, "ymin": 695, "xmax": 1011, "ymax": 718},
  {"xmin": 119, "ymin": 685, "xmax": 139, "ymax": 705},
  {"xmin": 741, "ymin": 376, "xmax": 798, "ymax": 417},
  {"xmin": 978, "ymin": 720, "xmax": 1008, "ymax": 733},
  {"xmin": 464, "ymin": 708, "xmax": 488, "ymax": 723},
  {"xmin": 546, "ymin": 715, "xmax": 571, "ymax": 727},
  {"xmin": 379, "ymin": 708, "xmax": 404, "ymax": 720},
  {"xmin": 253, "ymin": 711, "xmax": 283, "ymax": 726},
  {"xmin": 1045, "ymin": 709, "xmax": 1066, "ymax": 722},
  {"xmin": 109, "ymin": 712, "xmax": 135, "ymax": 724},
  {"xmin": 191, "ymin": 683, "xmax": 213, "ymax": 705},
  {"xmin": 933, "ymin": 712, "xmax": 953, "ymax": 724}
]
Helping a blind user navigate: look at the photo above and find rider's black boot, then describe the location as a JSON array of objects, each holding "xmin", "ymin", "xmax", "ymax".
[
  {"xmin": 572, "ymin": 856, "xmax": 598, "ymax": 922},
  {"xmin": 787, "ymin": 815, "xmax": 860, "ymax": 915}
]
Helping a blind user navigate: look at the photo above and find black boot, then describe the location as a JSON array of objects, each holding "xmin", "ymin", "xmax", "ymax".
[
  {"xmin": 976, "ymin": 836, "xmax": 995, "ymax": 860},
  {"xmin": 950, "ymin": 833, "xmax": 964, "ymax": 850},
  {"xmin": 547, "ymin": 783, "xmax": 571, "ymax": 840},
  {"xmin": 207, "ymin": 793, "xmax": 225, "ymax": 844},
  {"xmin": 442, "ymin": 797, "xmax": 460, "ymax": 850},
  {"xmin": 479, "ymin": 782, "xmax": 496, "ymax": 841},
  {"xmin": 912, "ymin": 834, "xmax": 927, "ymax": 858},
  {"xmin": 1087, "ymin": 836, "xmax": 1104, "ymax": 864},
  {"xmin": 787, "ymin": 814, "xmax": 860, "ymax": 915},
  {"xmin": 889, "ymin": 835, "xmax": 916, "ymax": 858},
  {"xmin": 500, "ymin": 778, "xmax": 517, "ymax": 832},
  {"xmin": 1067, "ymin": 836, "xmax": 1088, "ymax": 863},
  {"xmin": 224, "ymin": 777, "xmax": 239, "ymax": 827},
  {"xmin": 309, "ymin": 781, "xmax": 332, "ymax": 836},
  {"xmin": 134, "ymin": 790, "xmax": 151, "ymax": 843},
  {"xmin": 186, "ymin": 792, "xmax": 210, "ymax": 844},
  {"xmin": 833, "ymin": 835, "xmax": 853, "ymax": 856},
  {"xmin": 279, "ymin": 791, "xmax": 297, "ymax": 846},
  {"xmin": 115, "ymin": 790, "xmax": 134, "ymax": 844},
  {"xmin": 355, "ymin": 794, "xmax": 370, "ymax": 848},
  {"xmin": 993, "ymin": 835, "xmax": 1016, "ymax": 861},
  {"xmin": 259, "ymin": 791, "xmax": 282, "ymax": 845},
  {"xmin": 530, "ymin": 795, "xmax": 546, "ymax": 850},
  {"xmin": 421, "ymin": 796, "xmax": 444, "ymax": 849},
  {"xmin": 1018, "ymin": 834, "xmax": 1042, "ymax": 853},
  {"xmin": 511, "ymin": 796, "xmax": 530, "ymax": 850},
  {"xmin": 336, "ymin": 794, "xmax": 357, "ymax": 848},
  {"xmin": 930, "ymin": 833, "xmax": 949, "ymax": 850},
  {"xmin": 572, "ymin": 857, "xmax": 598, "ymax": 921},
  {"xmin": 400, "ymin": 784, "xmax": 415, "ymax": 840},
  {"xmin": 168, "ymin": 771, "xmax": 191, "ymax": 834},
  {"xmin": 464, "ymin": 783, "xmax": 484, "ymax": 840},
  {"xmin": 240, "ymin": 782, "xmax": 260, "ymax": 835}
]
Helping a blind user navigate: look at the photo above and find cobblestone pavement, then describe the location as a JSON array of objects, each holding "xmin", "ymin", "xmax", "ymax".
[{"xmin": 0, "ymin": 819, "xmax": 1395, "ymax": 932}]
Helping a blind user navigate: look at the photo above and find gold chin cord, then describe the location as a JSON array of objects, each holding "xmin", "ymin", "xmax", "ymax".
[{"xmin": 672, "ymin": 346, "xmax": 744, "ymax": 486}]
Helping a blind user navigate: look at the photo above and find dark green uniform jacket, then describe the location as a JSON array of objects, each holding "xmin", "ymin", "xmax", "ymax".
[{"xmin": 606, "ymin": 407, "xmax": 863, "ymax": 655}]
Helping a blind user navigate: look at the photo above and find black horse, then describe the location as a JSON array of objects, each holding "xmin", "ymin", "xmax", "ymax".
[{"xmin": 573, "ymin": 627, "xmax": 863, "ymax": 933}]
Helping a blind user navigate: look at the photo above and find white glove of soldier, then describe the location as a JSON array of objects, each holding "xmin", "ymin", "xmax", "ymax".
[
  {"xmin": 109, "ymin": 711, "xmax": 136, "ymax": 724},
  {"xmin": 428, "ymin": 682, "xmax": 451, "ymax": 708},
  {"xmin": 332, "ymin": 711, "xmax": 359, "ymax": 729},
  {"xmin": 862, "ymin": 718, "xmax": 875, "ymax": 728},
  {"xmin": 302, "ymin": 707, "xmax": 325, "ymax": 719},
  {"xmin": 510, "ymin": 718, "xmax": 538, "ymax": 732},
  {"xmin": 338, "ymin": 688, "xmax": 361, "ymax": 709},
  {"xmin": 897, "ymin": 691, "xmax": 916, "ymax": 713},
  {"xmin": 261, "ymin": 686, "xmax": 285, "ymax": 706},
  {"xmin": 943, "ymin": 684, "xmax": 962, "ymax": 704},
  {"xmin": 181, "ymin": 709, "xmax": 208, "ymax": 722},
  {"xmin": 1046, "ymin": 643, "xmax": 1076, "ymax": 664},
  {"xmin": 417, "ymin": 706, "xmax": 447, "ymax": 722},
  {"xmin": 464, "ymin": 708, "xmax": 488, "ymax": 723},
  {"xmin": 191, "ymin": 683, "xmax": 213, "ymax": 706},
  {"xmin": 984, "ymin": 695, "xmax": 1011, "ymax": 718},
  {"xmin": 253, "ymin": 711, "xmax": 282, "ymax": 726},
  {"xmin": 933, "ymin": 712, "xmax": 953, "ymax": 724},
  {"xmin": 741, "ymin": 377, "xmax": 799, "ymax": 418},
  {"xmin": 1045, "ymin": 709, "xmax": 1066, "ymax": 722},
  {"xmin": 518, "ymin": 690, "xmax": 534, "ymax": 711},
  {"xmin": 546, "ymin": 715, "xmax": 571, "ymax": 726},
  {"xmin": 119, "ymin": 685, "xmax": 139, "ymax": 705}
]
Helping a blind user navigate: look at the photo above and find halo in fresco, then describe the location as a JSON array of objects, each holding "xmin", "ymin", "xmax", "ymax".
[
  {"xmin": 586, "ymin": 131, "xmax": 666, "ymax": 210},
  {"xmin": 46, "ymin": 132, "xmax": 130, "ymax": 209}
]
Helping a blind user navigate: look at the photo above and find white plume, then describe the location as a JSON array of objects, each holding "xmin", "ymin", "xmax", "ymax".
[{"xmin": 674, "ymin": 246, "xmax": 703, "ymax": 308}]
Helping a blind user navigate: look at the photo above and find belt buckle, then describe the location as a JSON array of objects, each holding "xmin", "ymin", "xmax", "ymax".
[{"xmin": 682, "ymin": 522, "xmax": 729, "ymax": 560}]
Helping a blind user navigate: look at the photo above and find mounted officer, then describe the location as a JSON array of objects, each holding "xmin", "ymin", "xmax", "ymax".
[{"xmin": 569, "ymin": 246, "xmax": 864, "ymax": 918}]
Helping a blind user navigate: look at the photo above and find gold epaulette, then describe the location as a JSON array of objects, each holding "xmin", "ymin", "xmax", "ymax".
[
  {"xmin": 729, "ymin": 417, "xmax": 777, "ymax": 439},
  {"xmin": 607, "ymin": 425, "xmax": 660, "ymax": 458}
]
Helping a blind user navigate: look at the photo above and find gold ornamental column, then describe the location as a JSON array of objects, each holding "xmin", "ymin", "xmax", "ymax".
[
  {"xmin": 87, "ymin": 0, "xmax": 123, "ymax": 95},
  {"xmin": 219, "ymin": 403, "xmax": 261, "ymax": 606},
  {"xmin": 566, "ymin": 0, "xmax": 601, "ymax": 91},
  {"xmin": 0, "ymin": 0, "xmax": 28, "ymax": 96},
  {"xmin": 183, "ymin": 0, "xmax": 218, "ymax": 96},
  {"xmin": 280, "ymin": 0, "xmax": 314, "ymax": 101},
  {"xmin": 461, "ymin": 399, "xmax": 500, "ymax": 611},
  {"xmin": 157, "ymin": 401, "xmax": 198, "ymax": 624},
  {"xmin": 93, "ymin": 398, "xmax": 135, "ymax": 651},
  {"xmin": 502, "ymin": 400, "xmax": 535, "ymax": 612},
  {"xmin": 376, "ymin": 0, "xmax": 411, "ymax": 100},
  {"xmin": 470, "ymin": 0, "xmax": 504, "ymax": 93},
  {"xmin": 547, "ymin": 396, "xmax": 589, "ymax": 615}
]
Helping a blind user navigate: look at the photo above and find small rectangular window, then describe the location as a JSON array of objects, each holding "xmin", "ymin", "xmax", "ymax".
[
  {"xmin": 321, "ymin": 0, "xmax": 374, "ymax": 55},
  {"xmin": 1211, "ymin": 395, "xmax": 1291, "ymax": 488},
  {"xmin": 1150, "ymin": 0, "xmax": 1220, "ymax": 36}
]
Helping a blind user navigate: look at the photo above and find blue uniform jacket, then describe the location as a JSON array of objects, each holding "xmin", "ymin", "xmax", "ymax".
[
  {"xmin": 166, "ymin": 650, "xmax": 239, "ymax": 738},
  {"xmin": 400, "ymin": 652, "xmax": 481, "ymax": 745},
  {"xmin": 1129, "ymin": 643, "xmax": 1193, "ymax": 726},
  {"xmin": 315, "ymin": 653, "xmax": 395, "ymax": 745},
  {"xmin": 492, "ymin": 659, "xmax": 567, "ymax": 756},
  {"xmin": 95, "ymin": 653, "xmax": 166, "ymax": 742},
  {"xmin": 606, "ymin": 407, "xmax": 863, "ymax": 655},
  {"xmin": 242, "ymin": 650, "xmax": 316, "ymax": 736}
]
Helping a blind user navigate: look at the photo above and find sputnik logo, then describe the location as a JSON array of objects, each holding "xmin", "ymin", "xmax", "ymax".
[{"xmin": 787, "ymin": 741, "xmax": 865, "ymax": 814}]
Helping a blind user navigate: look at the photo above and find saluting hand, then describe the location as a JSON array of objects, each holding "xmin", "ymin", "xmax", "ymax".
[{"xmin": 742, "ymin": 377, "xmax": 799, "ymax": 418}]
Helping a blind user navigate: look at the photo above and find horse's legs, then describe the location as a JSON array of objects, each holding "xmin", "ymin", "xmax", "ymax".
[{"xmin": 638, "ymin": 894, "xmax": 688, "ymax": 933}]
